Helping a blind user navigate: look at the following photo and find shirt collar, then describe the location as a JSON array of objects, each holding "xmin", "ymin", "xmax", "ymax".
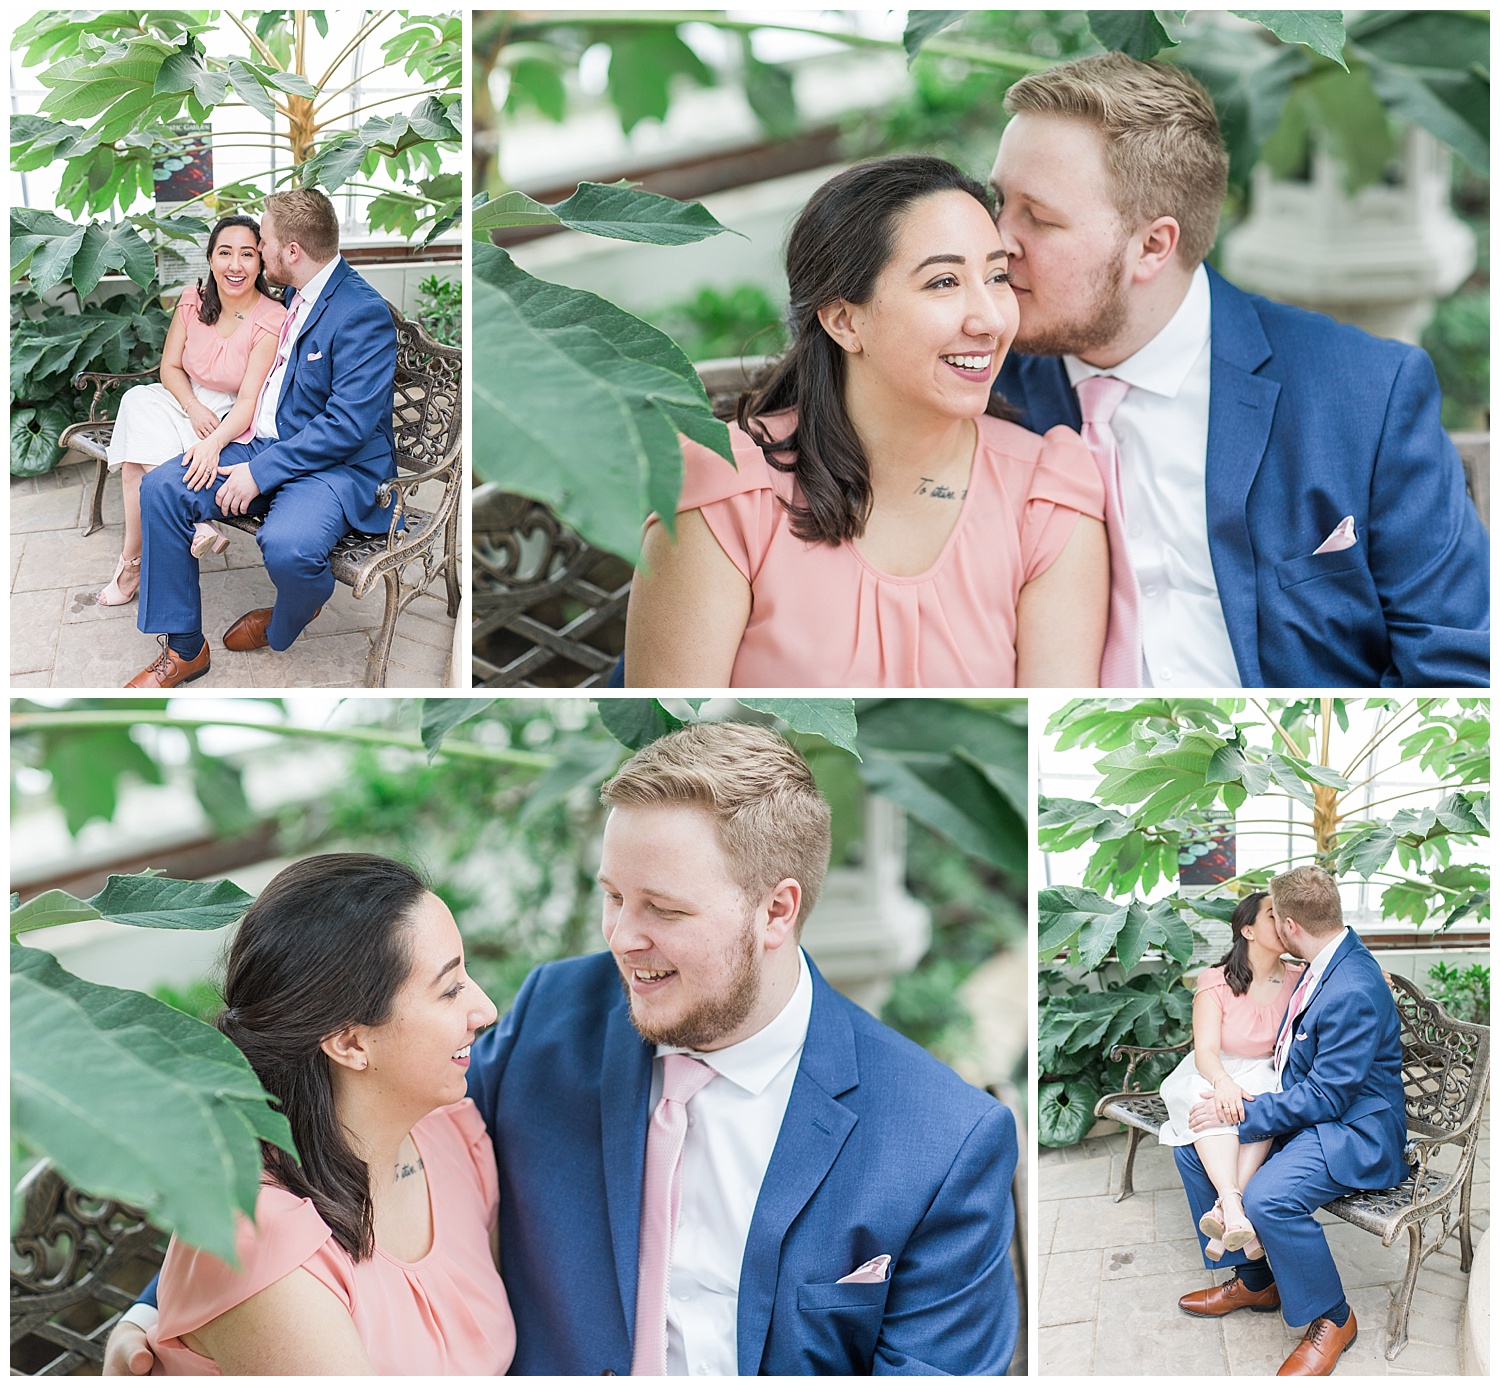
[
  {"xmin": 657, "ymin": 948, "xmax": 812, "ymax": 1096},
  {"xmin": 1064, "ymin": 261, "xmax": 1210, "ymax": 399},
  {"xmin": 1302, "ymin": 926, "xmax": 1350, "ymax": 989},
  {"xmin": 292, "ymin": 254, "xmax": 341, "ymax": 310}
]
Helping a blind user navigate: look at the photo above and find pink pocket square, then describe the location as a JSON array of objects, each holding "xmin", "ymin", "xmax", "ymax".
[
  {"xmin": 1313, "ymin": 516, "xmax": 1357, "ymax": 554},
  {"xmin": 837, "ymin": 1254, "xmax": 891, "ymax": 1284}
]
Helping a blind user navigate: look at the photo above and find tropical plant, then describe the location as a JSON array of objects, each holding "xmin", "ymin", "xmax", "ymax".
[
  {"xmin": 10, "ymin": 11, "xmax": 463, "ymax": 476},
  {"xmin": 414, "ymin": 272, "xmax": 461, "ymax": 347},
  {"xmin": 471, "ymin": 9, "xmax": 1486, "ymax": 565},
  {"xmin": 11, "ymin": 874, "xmax": 291, "ymax": 1261},
  {"xmin": 11, "ymin": 695, "xmax": 1027, "ymax": 1241},
  {"xmin": 1425, "ymin": 960, "xmax": 1490, "ymax": 1026},
  {"xmin": 10, "ymin": 279, "xmax": 172, "ymax": 478},
  {"xmin": 1035, "ymin": 696, "xmax": 1489, "ymax": 1145}
]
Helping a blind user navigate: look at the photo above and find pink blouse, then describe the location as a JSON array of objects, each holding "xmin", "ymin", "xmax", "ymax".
[
  {"xmin": 149, "ymin": 1099, "xmax": 515, "ymax": 1375},
  {"xmin": 176, "ymin": 283, "xmax": 287, "ymax": 396},
  {"xmin": 677, "ymin": 412, "xmax": 1105, "ymax": 687},
  {"xmin": 1196, "ymin": 963, "xmax": 1308, "ymax": 1057}
]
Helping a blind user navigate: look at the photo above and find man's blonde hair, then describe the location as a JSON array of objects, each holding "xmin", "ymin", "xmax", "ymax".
[
  {"xmin": 1004, "ymin": 51, "xmax": 1228, "ymax": 266},
  {"xmin": 263, "ymin": 187, "xmax": 340, "ymax": 261},
  {"xmin": 600, "ymin": 722, "xmax": 832, "ymax": 932},
  {"xmin": 1270, "ymin": 865, "xmax": 1345, "ymax": 937}
]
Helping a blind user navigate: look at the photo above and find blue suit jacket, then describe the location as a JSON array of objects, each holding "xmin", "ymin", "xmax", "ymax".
[
  {"xmin": 466, "ymin": 951, "xmax": 1018, "ymax": 1375},
  {"xmin": 1237, "ymin": 931, "xmax": 1407, "ymax": 1189},
  {"xmin": 246, "ymin": 258, "xmax": 397, "ymax": 533},
  {"xmin": 994, "ymin": 267, "xmax": 1489, "ymax": 686}
]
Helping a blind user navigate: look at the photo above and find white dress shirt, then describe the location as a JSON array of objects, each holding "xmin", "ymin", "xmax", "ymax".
[
  {"xmin": 1065, "ymin": 263, "xmax": 1242, "ymax": 687},
  {"xmin": 253, "ymin": 255, "xmax": 341, "ymax": 440},
  {"xmin": 653, "ymin": 950, "xmax": 813, "ymax": 1377}
]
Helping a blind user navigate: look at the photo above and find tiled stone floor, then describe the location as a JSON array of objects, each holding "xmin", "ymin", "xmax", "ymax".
[{"xmin": 12, "ymin": 461, "xmax": 456, "ymax": 689}]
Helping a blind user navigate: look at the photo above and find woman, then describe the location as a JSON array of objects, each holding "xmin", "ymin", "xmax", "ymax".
[
  {"xmin": 1156, "ymin": 891, "xmax": 1306, "ymax": 1259},
  {"xmin": 147, "ymin": 855, "xmax": 514, "ymax": 1373},
  {"xmin": 625, "ymin": 156, "xmax": 1108, "ymax": 687},
  {"xmin": 98, "ymin": 215, "xmax": 286, "ymax": 605}
]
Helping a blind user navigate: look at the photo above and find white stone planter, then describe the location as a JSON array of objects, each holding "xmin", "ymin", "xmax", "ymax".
[
  {"xmin": 803, "ymin": 796, "xmax": 931, "ymax": 1013},
  {"xmin": 1222, "ymin": 127, "xmax": 1475, "ymax": 343}
]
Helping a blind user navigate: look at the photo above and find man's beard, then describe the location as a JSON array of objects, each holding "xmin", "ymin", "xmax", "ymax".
[
  {"xmin": 621, "ymin": 918, "xmax": 761, "ymax": 1050},
  {"xmin": 1013, "ymin": 245, "xmax": 1131, "ymax": 359}
]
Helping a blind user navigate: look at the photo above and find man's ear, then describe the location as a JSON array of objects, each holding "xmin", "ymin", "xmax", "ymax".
[
  {"xmin": 816, "ymin": 300, "xmax": 863, "ymax": 355},
  {"xmin": 761, "ymin": 877, "xmax": 803, "ymax": 950},
  {"xmin": 1130, "ymin": 215, "xmax": 1181, "ymax": 285},
  {"xmin": 321, "ymin": 1026, "xmax": 371, "ymax": 1073}
]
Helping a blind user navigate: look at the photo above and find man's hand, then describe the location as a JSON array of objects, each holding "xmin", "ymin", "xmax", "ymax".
[
  {"xmin": 215, "ymin": 463, "xmax": 262, "ymax": 516},
  {"xmin": 102, "ymin": 1321, "xmax": 154, "ymax": 1375},
  {"xmin": 1187, "ymin": 1090, "xmax": 1255, "ymax": 1133}
]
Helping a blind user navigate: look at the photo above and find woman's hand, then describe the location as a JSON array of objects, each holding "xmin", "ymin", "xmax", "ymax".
[
  {"xmin": 1212, "ymin": 1075, "xmax": 1247, "ymax": 1124},
  {"xmin": 181, "ymin": 436, "xmax": 224, "ymax": 490},
  {"xmin": 185, "ymin": 399, "xmax": 221, "ymax": 439}
]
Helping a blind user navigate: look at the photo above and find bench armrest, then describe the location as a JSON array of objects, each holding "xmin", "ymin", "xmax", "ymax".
[
  {"xmin": 1108, "ymin": 1039, "xmax": 1192, "ymax": 1092},
  {"xmin": 73, "ymin": 368, "xmax": 160, "ymax": 423}
]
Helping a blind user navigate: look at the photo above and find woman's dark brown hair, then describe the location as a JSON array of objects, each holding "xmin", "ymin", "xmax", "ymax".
[
  {"xmin": 196, "ymin": 214, "xmax": 272, "ymax": 325},
  {"xmin": 1214, "ymin": 891, "xmax": 1270, "ymax": 997},
  {"xmin": 216, "ymin": 853, "xmax": 427, "ymax": 1260},
  {"xmin": 737, "ymin": 155, "xmax": 1013, "ymax": 545}
]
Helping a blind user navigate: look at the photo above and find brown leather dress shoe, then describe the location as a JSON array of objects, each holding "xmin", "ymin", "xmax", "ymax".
[
  {"xmin": 1277, "ymin": 1313, "xmax": 1357, "ymax": 1375},
  {"xmin": 223, "ymin": 606, "xmax": 320, "ymax": 652},
  {"xmin": 1178, "ymin": 1273, "xmax": 1281, "ymax": 1317},
  {"xmin": 124, "ymin": 636, "xmax": 210, "ymax": 688}
]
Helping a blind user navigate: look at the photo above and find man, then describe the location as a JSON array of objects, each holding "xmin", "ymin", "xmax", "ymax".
[
  {"xmin": 991, "ymin": 52, "xmax": 1489, "ymax": 687},
  {"xmin": 125, "ymin": 188, "xmax": 398, "ymax": 687},
  {"xmin": 1173, "ymin": 865, "xmax": 1406, "ymax": 1376},
  {"xmin": 106, "ymin": 722, "xmax": 1018, "ymax": 1374}
]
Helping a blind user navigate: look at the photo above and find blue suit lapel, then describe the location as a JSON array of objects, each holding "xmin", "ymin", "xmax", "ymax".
[
  {"xmin": 736, "ymin": 965, "xmax": 859, "ymax": 1374},
  {"xmin": 600, "ymin": 999, "xmax": 653, "ymax": 1347},
  {"xmin": 1001, "ymin": 354, "xmax": 1081, "ymax": 434},
  {"xmin": 279, "ymin": 258, "xmax": 349, "ymax": 408},
  {"xmin": 1205, "ymin": 268, "xmax": 1279, "ymax": 686},
  {"xmin": 1287, "ymin": 933, "xmax": 1360, "ymax": 1081}
]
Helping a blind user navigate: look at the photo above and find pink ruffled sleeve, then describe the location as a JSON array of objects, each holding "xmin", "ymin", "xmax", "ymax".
[
  {"xmin": 252, "ymin": 294, "xmax": 289, "ymax": 344},
  {"xmin": 675, "ymin": 426, "xmax": 786, "ymax": 584},
  {"xmin": 1018, "ymin": 424, "xmax": 1106, "ymax": 583},
  {"xmin": 1193, "ymin": 965, "xmax": 1230, "ymax": 1010},
  {"xmin": 443, "ymin": 1097, "xmax": 499, "ymax": 1228},
  {"xmin": 155, "ymin": 1185, "xmax": 352, "ymax": 1345},
  {"xmin": 175, "ymin": 283, "xmax": 203, "ymax": 324}
]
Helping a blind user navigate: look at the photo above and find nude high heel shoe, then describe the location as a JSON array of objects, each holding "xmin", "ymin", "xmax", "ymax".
[
  {"xmin": 191, "ymin": 522, "xmax": 230, "ymax": 559},
  {"xmin": 98, "ymin": 554, "xmax": 140, "ymax": 606}
]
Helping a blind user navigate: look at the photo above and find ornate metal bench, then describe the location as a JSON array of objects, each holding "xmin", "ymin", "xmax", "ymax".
[
  {"xmin": 60, "ymin": 305, "xmax": 461, "ymax": 687},
  {"xmin": 10, "ymin": 1162, "xmax": 166, "ymax": 1375},
  {"xmin": 1091, "ymin": 970, "xmax": 1489, "ymax": 1359}
]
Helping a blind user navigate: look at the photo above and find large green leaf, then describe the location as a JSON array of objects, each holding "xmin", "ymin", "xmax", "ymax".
[
  {"xmin": 9, "ymin": 405, "xmax": 72, "ymax": 479},
  {"xmin": 737, "ymin": 700, "xmax": 859, "ymax": 757},
  {"xmin": 472, "ymin": 244, "xmax": 731, "ymax": 564},
  {"xmin": 10, "ymin": 890, "xmax": 101, "ymax": 937},
  {"xmin": 1037, "ymin": 1077, "xmax": 1101, "ymax": 1148},
  {"xmin": 603, "ymin": 26, "xmax": 715, "ymax": 133},
  {"xmin": 902, "ymin": 11, "xmax": 966, "ymax": 61},
  {"xmin": 70, "ymin": 220, "xmax": 157, "ymax": 295},
  {"xmin": 1089, "ymin": 11, "xmax": 1176, "ymax": 60},
  {"xmin": 859, "ymin": 751, "xmax": 1023, "ymax": 874},
  {"xmin": 86, "ymin": 874, "xmax": 254, "ymax": 930},
  {"xmin": 473, "ymin": 181, "xmax": 738, "ymax": 246},
  {"xmin": 1232, "ymin": 11, "xmax": 1348, "ymax": 68},
  {"xmin": 420, "ymin": 698, "xmax": 497, "ymax": 760},
  {"xmin": 597, "ymin": 698, "xmax": 686, "ymax": 752},
  {"xmin": 854, "ymin": 699, "xmax": 1028, "ymax": 814},
  {"xmin": 11, "ymin": 947, "xmax": 289, "ymax": 1263}
]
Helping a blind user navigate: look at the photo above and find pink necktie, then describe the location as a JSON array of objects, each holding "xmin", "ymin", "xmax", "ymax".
[
  {"xmin": 632, "ymin": 1054, "xmax": 718, "ymax": 1377},
  {"xmin": 237, "ymin": 289, "xmax": 299, "ymax": 444},
  {"xmin": 1075, "ymin": 374, "xmax": 1142, "ymax": 687},
  {"xmin": 1273, "ymin": 968, "xmax": 1314, "ymax": 1073}
]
